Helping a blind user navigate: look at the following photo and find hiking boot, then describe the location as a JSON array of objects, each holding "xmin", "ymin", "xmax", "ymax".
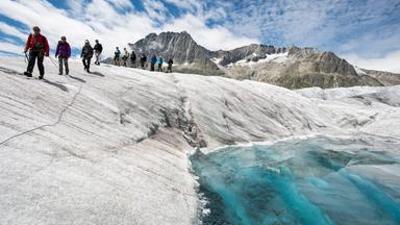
[
  {"xmin": 24, "ymin": 72, "xmax": 32, "ymax": 77},
  {"xmin": 58, "ymin": 73, "xmax": 63, "ymax": 75},
  {"xmin": 38, "ymin": 75, "xmax": 44, "ymax": 80}
]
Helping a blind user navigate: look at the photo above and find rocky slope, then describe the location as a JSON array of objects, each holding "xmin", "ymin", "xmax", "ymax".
[
  {"xmin": 128, "ymin": 31, "xmax": 222, "ymax": 75},
  {"xmin": 0, "ymin": 57, "xmax": 399, "ymax": 224},
  {"xmin": 125, "ymin": 31, "xmax": 400, "ymax": 89},
  {"xmin": 359, "ymin": 68, "xmax": 400, "ymax": 86}
]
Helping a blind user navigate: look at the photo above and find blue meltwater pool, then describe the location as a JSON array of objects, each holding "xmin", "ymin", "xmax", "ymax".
[{"xmin": 190, "ymin": 136, "xmax": 400, "ymax": 225}]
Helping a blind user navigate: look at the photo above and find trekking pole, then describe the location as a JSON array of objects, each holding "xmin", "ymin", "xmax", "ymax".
[
  {"xmin": 48, "ymin": 56, "xmax": 58, "ymax": 68},
  {"xmin": 24, "ymin": 52, "xmax": 29, "ymax": 64}
]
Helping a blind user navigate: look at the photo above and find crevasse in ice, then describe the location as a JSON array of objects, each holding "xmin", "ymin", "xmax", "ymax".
[{"xmin": 190, "ymin": 136, "xmax": 400, "ymax": 225}]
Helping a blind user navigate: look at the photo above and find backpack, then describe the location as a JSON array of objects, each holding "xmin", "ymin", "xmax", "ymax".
[
  {"xmin": 115, "ymin": 50, "xmax": 121, "ymax": 57},
  {"xmin": 95, "ymin": 43, "xmax": 103, "ymax": 53},
  {"xmin": 31, "ymin": 35, "xmax": 46, "ymax": 52}
]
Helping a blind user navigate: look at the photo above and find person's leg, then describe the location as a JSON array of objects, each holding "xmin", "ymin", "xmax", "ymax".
[
  {"xmin": 87, "ymin": 58, "xmax": 91, "ymax": 72},
  {"xmin": 58, "ymin": 57, "xmax": 63, "ymax": 75},
  {"xmin": 82, "ymin": 58, "xmax": 87, "ymax": 69},
  {"xmin": 37, "ymin": 53, "xmax": 45, "ymax": 78},
  {"xmin": 95, "ymin": 53, "xmax": 98, "ymax": 65},
  {"xmin": 26, "ymin": 51, "xmax": 37, "ymax": 75},
  {"xmin": 65, "ymin": 58, "xmax": 69, "ymax": 75}
]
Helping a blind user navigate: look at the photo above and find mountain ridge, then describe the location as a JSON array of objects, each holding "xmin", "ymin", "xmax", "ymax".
[{"xmin": 116, "ymin": 31, "xmax": 400, "ymax": 89}]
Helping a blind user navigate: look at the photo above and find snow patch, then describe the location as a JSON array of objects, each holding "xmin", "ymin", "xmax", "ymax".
[
  {"xmin": 227, "ymin": 52, "xmax": 289, "ymax": 67},
  {"xmin": 355, "ymin": 66, "xmax": 368, "ymax": 75}
]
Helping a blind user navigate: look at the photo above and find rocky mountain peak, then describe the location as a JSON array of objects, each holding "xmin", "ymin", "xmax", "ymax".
[{"xmin": 121, "ymin": 31, "xmax": 398, "ymax": 89}]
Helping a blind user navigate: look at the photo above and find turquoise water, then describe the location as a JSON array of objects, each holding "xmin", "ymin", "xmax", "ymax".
[{"xmin": 190, "ymin": 137, "xmax": 400, "ymax": 225}]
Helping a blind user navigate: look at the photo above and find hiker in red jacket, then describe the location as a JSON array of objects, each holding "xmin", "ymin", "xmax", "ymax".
[{"xmin": 23, "ymin": 26, "xmax": 50, "ymax": 79}]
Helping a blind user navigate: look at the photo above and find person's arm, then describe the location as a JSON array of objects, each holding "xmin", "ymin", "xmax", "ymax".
[
  {"xmin": 80, "ymin": 47, "xmax": 84, "ymax": 58},
  {"xmin": 24, "ymin": 34, "xmax": 32, "ymax": 53},
  {"xmin": 43, "ymin": 37, "xmax": 50, "ymax": 56},
  {"xmin": 55, "ymin": 43, "xmax": 59, "ymax": 57}
]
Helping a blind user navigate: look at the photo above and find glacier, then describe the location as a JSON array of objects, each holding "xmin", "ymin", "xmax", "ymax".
[{"xmin": 0, "ymin": 56, "xmax": 399, "ymax": 224}]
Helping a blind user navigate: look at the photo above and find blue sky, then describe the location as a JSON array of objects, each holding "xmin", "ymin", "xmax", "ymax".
[{"xmin": 0, "ymin": 0, "xmax": 399, "ymax": 72}]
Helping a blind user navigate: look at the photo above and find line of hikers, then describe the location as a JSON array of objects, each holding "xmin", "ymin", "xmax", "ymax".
[
  {"xmin": 23, "ymin": 26, "xmax": 103, "ymax": 78},
  {"xmin": 23, "ymin": 26, "xmax": 174, "ymax": 79},
  {"xmin": 113, "ymin": 47, "xmax": 174, "ymax": 73}
]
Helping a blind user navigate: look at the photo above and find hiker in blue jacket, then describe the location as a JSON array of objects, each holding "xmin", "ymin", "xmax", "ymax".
[
  {"xmin": 114, "ymin": 47, "xmax": 121, "ymax": 66},
  {"xmin": 157, "ymin": 57, "xmax": 164, "ymax": 72}
]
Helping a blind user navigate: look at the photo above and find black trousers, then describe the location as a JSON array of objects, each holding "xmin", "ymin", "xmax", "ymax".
[
  {"xmin": 27, "ymin": 51, "xmax": 45, "ymax": 76},
  {"xmin": 82, "ymin": 58, "xmax": 91, "ymax": 71}
]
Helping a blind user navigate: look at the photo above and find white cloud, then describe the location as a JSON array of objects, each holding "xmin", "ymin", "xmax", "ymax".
[
  {"xmin": 105, "ymin": 0, "xmax": 133, "ymax": 10},
  {"xmin": 0, "ymin": 0, "xmax": 257, "ymax": 56},
  {"xmin": 0, "ymin": 22, "xmax": 26, "ymax": 40},
  {"xmin": 0, "ymin": 0, "xmax": 397, "ymax": 74},
  {"xmin": 342, "ymin": 50, "xmax": 400, "ymax": 73},
  {"xmin": 163, "ymin": 14, "xmax": 258, "ymax": 50}
]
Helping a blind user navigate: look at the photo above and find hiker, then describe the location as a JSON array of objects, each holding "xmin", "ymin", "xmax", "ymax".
[
  {"xmin": 23, "ymin": 26, "xmax": 50, "ymax": 79},
  {"xmin": 122, "ymin": 48, "xmax": 129, "ymax": 67},
  {"xmin": 140, "ymin": 54, "xmax": 147, "ymax": 69},
  {"xmin": 55, "ymin": 36, "xmax": 71, "ymax": 75},
  {"xmin": 130, "ymin": 50, "xmax": 136, "ymax": 66},
  {"xmin": 93, "ymin": 39, "xmax": 103, "ymax": 65},
  {"xmin": 80, "ymin": 40, "xmax": 94, "ymax": 73},
  {"xmin": 157, "ymin": 56, "xmax": 163, "ymax": 72},
  {"xmin": 114, "ymin": 47, "xmax": 121, "ymax": 66},
  {"xmin": 150, "ymin": 55, "xmax": 157, "ymax": 71},
  {"xmin": 167, "ymin": 58, "xmax": 173, "ymax": 73}
]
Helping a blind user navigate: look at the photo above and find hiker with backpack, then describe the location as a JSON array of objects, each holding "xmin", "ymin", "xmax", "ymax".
[
  {"xmin": 23, "ymin": 26, "xmax": 50, "ymax": 79},
  {"xmin": 130, "ymin": 50, "xmax": 136, "ymax": 66},
  {"xmin": 81, "ymin": 40, "xmax": 94, "ymax": 73},
  {"xmin": 93, "ymin": 39, "xmax": 103, "ymax": 65},
  {"xmin": 167, "ymin": 58, "xmax": 173, "ymax": 73},
  {"xmin": 114, "ymin": 47, "xmax": 121, "ymax": 66},
  {"xmin": 140, "ymin": 54, "xmax": 147, "ymax": 69},
  {"xmin": 55, "ymin": 36, "xmax": 71, "ymax": 75},
  {"xmin": 122, "ymin": 48, "xmax": 129, "ymax": 67},
  {"xmin": 150, "ymin": 55, "xmax": 157, "ymax": 71},
  {"xmin": 157, "ymin": 56, "xmax": 164, "ymax": 72}
]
